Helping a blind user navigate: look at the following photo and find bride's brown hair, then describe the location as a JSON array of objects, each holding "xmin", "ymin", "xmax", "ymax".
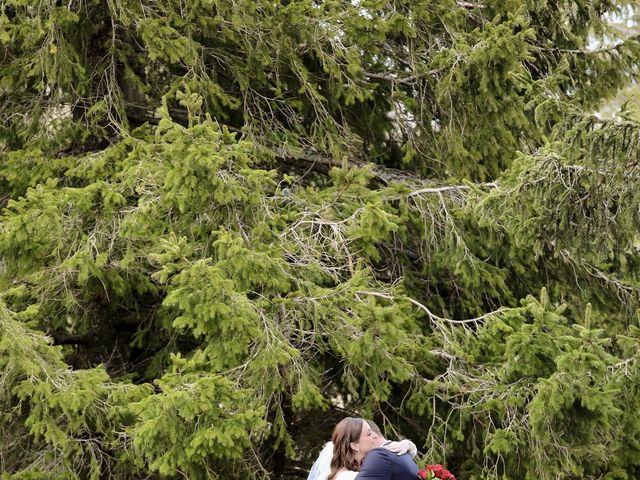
[{"xmin": 328, "ymin": 417, "xmax": 365, "ymax": 480}]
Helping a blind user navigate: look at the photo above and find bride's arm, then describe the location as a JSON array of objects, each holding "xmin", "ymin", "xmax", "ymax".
[{"xmin": 383, "ymin": 439, "xmax": 417, "ymax": 457}]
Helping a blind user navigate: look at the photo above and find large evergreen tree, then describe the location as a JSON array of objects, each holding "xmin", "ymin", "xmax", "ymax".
[{"xmin": 2, "ymin": 1, "xmax": 640, "ymax": 478}]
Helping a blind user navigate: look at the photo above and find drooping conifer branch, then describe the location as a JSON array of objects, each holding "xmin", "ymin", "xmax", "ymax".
[{"xmin": 535, "ymin": 34, "xmax": 640, "ymax": 57}]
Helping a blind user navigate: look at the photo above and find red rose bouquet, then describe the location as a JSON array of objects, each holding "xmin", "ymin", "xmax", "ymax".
[{"xmin": 418, "ymin": 464, "xmax": 456, "ymax": 480}]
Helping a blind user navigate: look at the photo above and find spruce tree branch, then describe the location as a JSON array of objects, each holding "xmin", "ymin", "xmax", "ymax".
[
  {"xmin": 429, "ymin": 349, "xmax": 457, "ymax": 361},
  {"xmin": 456, "ymin": 1, "xmax": 485, "ymax": 8},
  {"xmin": 364, "ymin": 70, "xmax": 440, "ymax": 84},
  {"xmin": 558, "ymin": 250, "xmax": 640, "ymax": 303},
  {"xmin": 271, "ymin": 146, "xmax": 423, "ymax": 186},
  {"xmin": 355, "ymin": 290, "xmax": 510, "ymax": 325},
  {"xmin": 123, "ymin": 104, "xmax": 497, "ymax": 190},
  {"xmin": 534, "ymin": 35, "xmax": 640, "ymax": 56},
  {"xmin": 610, "ymin": 355, "xmax": 639, "ymax": 374},
  {"xmin": 409, "ymin": 183, "xmax": 498, "ymax": 196},
  {"xmin": 51, "ymin": 333, "xmax": 91, "ymax": 345}
]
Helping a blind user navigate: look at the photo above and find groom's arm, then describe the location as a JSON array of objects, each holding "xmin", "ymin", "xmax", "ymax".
[{"xmin": 355, "ymin": 449, "xmax": 392, "ymax": 480}]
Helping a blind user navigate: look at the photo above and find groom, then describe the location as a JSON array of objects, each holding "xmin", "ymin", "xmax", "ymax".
[{"xmin": 354, "ymin": 422, "xmax": 419, "ymax": 480}]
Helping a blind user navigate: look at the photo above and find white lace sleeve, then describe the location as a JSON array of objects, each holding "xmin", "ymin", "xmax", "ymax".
[{"xmin": 307, "ymin": 442, "xmax": 334, "ymax": 480}]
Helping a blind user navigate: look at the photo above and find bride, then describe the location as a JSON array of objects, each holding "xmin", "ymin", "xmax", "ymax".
[{"xmin": 307, "ymin": 417, "xmax": 417, "ymax": 480}]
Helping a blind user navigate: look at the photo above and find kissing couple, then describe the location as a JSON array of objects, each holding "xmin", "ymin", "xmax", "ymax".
[{"xmin": 307, "ymin": 417, "xmax": 419, "ymax": 480}]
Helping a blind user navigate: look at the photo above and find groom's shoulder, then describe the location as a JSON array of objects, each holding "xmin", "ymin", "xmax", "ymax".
[
  {"xmin": 363, "ymin": 447, "xmax": 402, "ymax": 466},
  {"xmin": 363, "ymin": 448, "xmax": 393, "ymax": 464},
  {"xmin": 369, "ymin": 447, "xmax": 393, "ymax": 457}
]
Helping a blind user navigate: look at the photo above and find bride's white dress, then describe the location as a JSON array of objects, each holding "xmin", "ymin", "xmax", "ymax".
[
  {"xmin": 334, "ymin": 470, "xmax": 358, "ymax": 480},
  {"xmin": 308, "ymin": 442, "xmax": 358, "ymax": 480}
]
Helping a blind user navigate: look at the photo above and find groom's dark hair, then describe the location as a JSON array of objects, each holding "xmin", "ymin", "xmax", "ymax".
[{"xmin": 365, "ymin": 420, "xmax": 383, "ymax": 437}]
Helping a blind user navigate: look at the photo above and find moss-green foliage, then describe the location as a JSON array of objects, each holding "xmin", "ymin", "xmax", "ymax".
[{"xmin": 2, "ymin": 0, "xmax": 640, "ymax": 479}]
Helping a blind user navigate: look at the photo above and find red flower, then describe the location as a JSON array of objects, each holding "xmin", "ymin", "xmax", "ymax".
[{"xmin": 418, "ymin": 464, "xmax": 456, "ymax": 480}]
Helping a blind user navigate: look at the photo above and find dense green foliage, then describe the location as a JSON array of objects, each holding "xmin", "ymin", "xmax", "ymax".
[{"xmin": 2, "ymin": 1, "xmax": 640, "ymax": 479}]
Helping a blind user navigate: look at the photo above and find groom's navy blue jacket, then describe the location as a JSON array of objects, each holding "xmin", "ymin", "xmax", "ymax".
[{"xmin": 355, "ymin": 448, "xmax": 419, "ymax": 480}]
